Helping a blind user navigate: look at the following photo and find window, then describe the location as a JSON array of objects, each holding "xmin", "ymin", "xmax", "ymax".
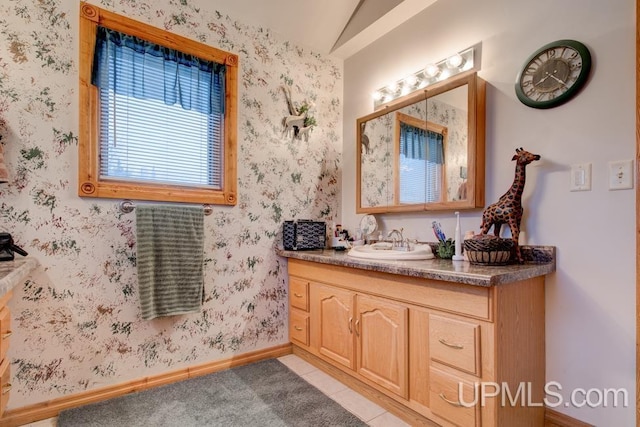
[
  {"xmin": 78, "ymin": 2, "xmax": 237, "ymax": 205},
  {"xmin": 394, "ymin": 112, "xmax": 447, "ymax": 204}
]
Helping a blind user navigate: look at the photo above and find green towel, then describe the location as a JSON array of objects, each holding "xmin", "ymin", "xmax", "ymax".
[{"xmin": 136, "ymin": 205, "xmax": 204, "ymax": 320}]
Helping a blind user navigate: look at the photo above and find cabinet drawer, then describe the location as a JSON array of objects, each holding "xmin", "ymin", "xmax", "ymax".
[
  {"xmin": 429, "ymin": 314, "xmax": 480, "ymax": 375},
  {"xmin": 0, "ymin": 358, "xmax": 9, "ymax": 418},
  {"xmin": 289, "ymin": 277, "xmax": 309, "ymax": 311},
  {"xmin": 0, "ymin": 307, "xmax": 10, "ymax": 363},
  {"xmin": 290, "ymin": 309, "xmax": 309, "ymax": 346},
  {"xmin": 430, "ymin": 367, "xmax": 478, "ymax": 427}
]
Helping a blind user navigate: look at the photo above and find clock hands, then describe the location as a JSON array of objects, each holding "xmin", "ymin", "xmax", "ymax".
[
  {"xmin": 534, "ymin": 69, "xmax": 568, "ymax": 88},
  {"xmin": 535, "ymin": 73, "xmax": 552, "ymax": 86},
  {"xmin": 545, "ymin": 72, "xmax": 568, "ymax": 87}
]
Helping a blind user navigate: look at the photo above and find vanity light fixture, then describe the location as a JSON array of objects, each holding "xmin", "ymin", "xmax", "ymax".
[{"xmin": 372, "ymin": 46, "xmax": 475, "ymax": 109}]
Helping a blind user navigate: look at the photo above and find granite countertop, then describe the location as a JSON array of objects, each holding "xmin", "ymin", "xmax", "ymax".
[
  {"xmin": 276, "ymin": 245, "xmax": 555, "ymax": 287},
  {"xmin": 0, "ymin": 257, "xmax": 38, "ymax": 298}
]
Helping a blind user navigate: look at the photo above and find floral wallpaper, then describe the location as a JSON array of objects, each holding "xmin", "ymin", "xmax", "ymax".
[
  {"xmin": 0, "ymin": 0, "xmax": 341, "ymax": 409},
  {"xmin": 359, "ymin": 112, "xmax": 393, "ymax": 207},
  {"xmin": 360, "ymin": 97, "xmax": 466, "ymax": 207},
  {"xmin": 426, "ymin": 96, "xmax": 468, "ymax": 201}
]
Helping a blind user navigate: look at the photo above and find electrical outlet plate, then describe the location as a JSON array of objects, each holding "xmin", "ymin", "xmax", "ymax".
[
  {"xmin": 570, "ymin": 163, "xmax": 591, "ymax": 192},
  {"xmin": 609, "ymin": 159, "xmax": 634, "ymax": 190}
]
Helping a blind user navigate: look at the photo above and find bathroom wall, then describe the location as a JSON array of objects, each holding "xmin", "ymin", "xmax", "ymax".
[
  {"xmin": 343, "ymin": 0, "xmax": 635, "ymax": 425},
  {"xmin": 0, "ymin": 0, "xmax": 341, "ymax": 408}
]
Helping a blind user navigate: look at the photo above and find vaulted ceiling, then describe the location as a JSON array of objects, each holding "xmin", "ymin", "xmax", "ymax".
[{"xmin": 214, "ymin": 0, "xmax": 438, "ymax": 59}]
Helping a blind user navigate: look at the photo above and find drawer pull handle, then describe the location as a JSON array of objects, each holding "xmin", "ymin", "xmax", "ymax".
[
  {"xmin": 439, "ymin": 338, "xmax": 464, "ymax": 350},
  {"xmin": 348, "ymin": 317, "xmax": 353, "ymax": 333},
  {"xmin": 355, "ymin": 320, "xmax": 360, "ymax": 337},
  {"xmin": 2, "ymin": 331, "xmax": 11, "ymax": 340},
  {"xmin": 2, "ymin": 383, "xmax": 11, "ymax": 395},
  {"xmin": 439, "ymin": 392, "xmax": 463, "ymax": 407},
  {"xmin": 294, "ymin": 293, "xmax": 303, "ymax": 298},
  {"xmin": 294, "ymin": 326, "xmax": 303, "ymax": 331}
]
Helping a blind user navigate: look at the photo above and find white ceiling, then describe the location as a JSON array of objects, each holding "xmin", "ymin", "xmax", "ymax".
[{"xmin": 214, "ymin": 0, "xmax": 438, "ymax": 59}]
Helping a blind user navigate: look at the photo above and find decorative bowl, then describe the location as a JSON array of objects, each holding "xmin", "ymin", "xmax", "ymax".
[{"xmin": 463, "ymin": 235, "xmax": 514, "ymax": 266}]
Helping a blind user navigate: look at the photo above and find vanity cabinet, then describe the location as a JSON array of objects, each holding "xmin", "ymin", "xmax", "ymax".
[
  {"xmin": 309, "ymin": 285, "xmax": 408, "ymax": 398},
  {"xmin": 287, "ymin": 258, "xmax": 546, "ymax": 427},
  {"xmin": 0, "ymin": 291, "xmax": 12, "ymax": 418}
]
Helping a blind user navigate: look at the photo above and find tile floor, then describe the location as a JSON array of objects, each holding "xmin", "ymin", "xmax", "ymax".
[{"xmin": 18, "ymin": 354, "xmax": 410, "ymax": 427}]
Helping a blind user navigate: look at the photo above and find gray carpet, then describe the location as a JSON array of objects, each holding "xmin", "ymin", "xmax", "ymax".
[{"xmin": 57, "ymin": 359, "xmax": 368, "ymax": 426}]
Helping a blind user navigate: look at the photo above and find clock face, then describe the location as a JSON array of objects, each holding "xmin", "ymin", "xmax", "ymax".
[{"xmin": 515, "ymin": 40, "xmax": 591, "ymax": 109}]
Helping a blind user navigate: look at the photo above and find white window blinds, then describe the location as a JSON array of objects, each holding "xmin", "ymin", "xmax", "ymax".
[{"xmin": 93, "ymin": 26, "xmax": 225, "ymax": 188}]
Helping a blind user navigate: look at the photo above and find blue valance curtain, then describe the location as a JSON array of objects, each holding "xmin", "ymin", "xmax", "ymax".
[
  {"xmin": 91, "ymin": 26, "xmax": 225, "ymax": 115},
  {"xmin": 399, "ymin": 123, "xmax": 444, "ymax": 164}
]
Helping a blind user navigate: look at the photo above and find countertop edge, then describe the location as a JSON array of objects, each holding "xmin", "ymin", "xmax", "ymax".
[
  {"xmin": 276, "ymin": 246, "xmax": 556, "ymax": 287},
  {"xmin": 0, "ymin": 258, "xmax": 39, "ymax": 298}
]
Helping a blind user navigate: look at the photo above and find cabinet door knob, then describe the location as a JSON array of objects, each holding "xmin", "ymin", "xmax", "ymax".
[
  {"xmin": 2, "ymin": 383, "xmax": 11, "ymax": 395},
  {"xmin": 2, "ymin": 331, "xmax": 11, "ymax": 340},
  {"xmin": 355, "ymin": 319, "xmax": 360, "ymax": 337},
  {"xmin": 348, "ymin": 317, "xmax": 353, "ymax": 333},
  {"xmin": 294, "ymin": 293, "xmax": 303, "ymax": 298},
  {"xmin": 439, "ymin": 338, "xmax": 464, "ymax": 349},
  {"xmin": 294, "ymin": 326, "xmax": 303, "ymax": 331},
  {"xmin": 439, "ymin": 392, "xmax": 463, "ymax": 407}
]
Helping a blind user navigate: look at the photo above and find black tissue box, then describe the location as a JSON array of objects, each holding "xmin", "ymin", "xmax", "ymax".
[
  {"xmin": 0, "ymin": 233, "xmax": 28, "ymax": 261},
  {"xmin": 283, "ymin": 220, "xmax": 326, "ymax": 250}
]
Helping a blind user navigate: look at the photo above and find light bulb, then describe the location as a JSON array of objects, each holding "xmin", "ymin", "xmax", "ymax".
[
  {"xmin": 446, "ymin": 53, "xmax": 463, "ymax": 68},
  {"xmin": 424, "ymin": 63, "xmax": 440, "ymax": 78},
  {"xmin": 404, "ymin": 74, "xmax": 417, "ymax": 87},
  {"xmin": 372, "ymin": 91, "xmax": 383, "ymax": 101},
  {"xmin": 387, "ymin": 81, "xmax": 397, "ymax": 93}
]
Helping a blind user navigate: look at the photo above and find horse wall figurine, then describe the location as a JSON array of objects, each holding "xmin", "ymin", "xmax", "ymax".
[
  {"xmin": 282, "ymin": 113, "xmax": 306, "ymax": 138},
  {"xmin": 479, "ymin": 147, "xmax": 540, "ymax": 263},
  {"xmin": 281, "ymin": 85, "xmax": 314, "ymax": 139}
]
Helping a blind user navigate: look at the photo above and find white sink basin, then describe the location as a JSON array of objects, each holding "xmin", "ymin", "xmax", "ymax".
[{"xmin": 347, "ymin": 244, "xmax": 435, "ymax": 260}]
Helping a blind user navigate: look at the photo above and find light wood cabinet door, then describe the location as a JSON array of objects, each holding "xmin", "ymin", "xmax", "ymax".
[
  {"xmin": 289, "ymin": 309, "xmax": 309, "ymax": 347},
  {"xmin": 0, "ymin": 356, "xmax": 9, "ymax": 417},
  {"xmin": 0, "ymin": 307, "xmax": 10, "ymax": 364},
  {"xmin": 289, "ymin": 277, "xmax": 309, "ymax": 311},
  {"xmin": 429, "ymin": 314, "xmax": 480, "ymax": 376},
  {"xmin": 313, "ymin": 284, "xmax": 355, "ymax": 369},
  {"xmin": 356, "ymin": 294, "xmax": 408, "ymax": 398}
]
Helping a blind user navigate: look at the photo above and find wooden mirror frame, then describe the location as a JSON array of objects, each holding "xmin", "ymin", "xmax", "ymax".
[{"xmin": 356, "ymin": 71, "xmax": 486, "ymax": 214}]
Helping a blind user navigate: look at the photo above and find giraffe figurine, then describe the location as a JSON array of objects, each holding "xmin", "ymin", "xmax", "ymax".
[{"xmin": 480, "ymin": 147, "xmax": 541, "ymax": 263}]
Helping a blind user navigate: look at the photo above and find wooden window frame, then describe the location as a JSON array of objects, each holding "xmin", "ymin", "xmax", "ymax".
[
  {"xmin": 78, "ymin": 2, "xmax": 238, "ymax": 205},
  {"xmin": 393, "ymin": 111, "xmax": 448, "ymax": 205}
]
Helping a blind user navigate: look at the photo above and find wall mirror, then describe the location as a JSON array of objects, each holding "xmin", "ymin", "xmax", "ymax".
[{"xmin": 356, "ymin": 71, "xmax": 485, "ymax": 213}]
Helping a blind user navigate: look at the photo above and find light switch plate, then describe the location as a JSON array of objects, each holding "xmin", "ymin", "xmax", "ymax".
[
  {"xmin": 608, "ymin": 159, "xmax": 634, "ymax": 190},
  {"xmin": 570, "ymin": 163, "xmax": 591, "ymax": 192}
]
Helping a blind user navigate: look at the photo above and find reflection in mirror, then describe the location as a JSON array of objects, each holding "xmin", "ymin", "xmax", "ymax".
[
  {"xmin": 356, "ymin": 71, "xmax": 485, "ymax": 213},
  {"xmin": 359, "ymin": 113, "xmax": 393, "ymax": 207},
  {"xmin": 394, "ymin": 112, "xmax": 447, "ymax": 204},
  {"xmin": 426, "ymin": 83, "xmax": 468, "ymax": 202}
]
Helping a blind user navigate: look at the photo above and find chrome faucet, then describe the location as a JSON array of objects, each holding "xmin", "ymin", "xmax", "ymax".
[{"xmin": 387, "ymin": 228, "xmax": 404, "ymax": 249}]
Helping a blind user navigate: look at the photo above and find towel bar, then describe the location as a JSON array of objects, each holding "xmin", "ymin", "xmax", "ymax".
[{"xmin": 119, "ymin": 200, "xmax": 213, "ymax": 216}]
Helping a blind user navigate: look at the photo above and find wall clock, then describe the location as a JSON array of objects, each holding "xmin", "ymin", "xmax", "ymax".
[{"xmin": 515, "ymin": 39, "xmax": 591, "ymax": 109}]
